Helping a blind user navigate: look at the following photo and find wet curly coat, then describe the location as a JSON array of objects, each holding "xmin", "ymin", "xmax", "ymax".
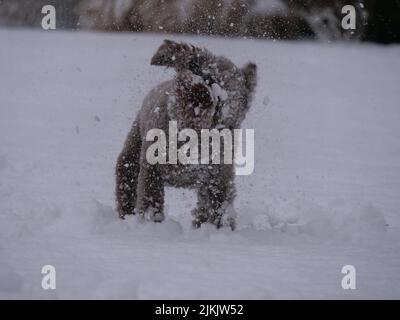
[{"xmin": 115, "ymin": 40, "xmax": 257, "ymax": 229}]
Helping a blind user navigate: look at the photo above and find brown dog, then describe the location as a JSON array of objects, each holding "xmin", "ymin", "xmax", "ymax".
[{"xmin": 115, "ymin": 40, "xmax": 257, "ymax": 229}]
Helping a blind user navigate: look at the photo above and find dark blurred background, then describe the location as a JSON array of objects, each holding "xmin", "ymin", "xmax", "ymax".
[{"xmin": 0, "ymin": 0, "xmax": 399, "ymax": 43}]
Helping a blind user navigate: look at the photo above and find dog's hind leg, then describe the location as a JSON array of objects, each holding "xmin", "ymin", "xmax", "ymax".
[{"xmin": 115, "ymin": 121, "xmax": 142, "ymax": 218}]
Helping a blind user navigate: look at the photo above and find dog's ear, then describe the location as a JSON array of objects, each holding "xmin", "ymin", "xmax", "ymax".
[
  {"xmin": 242, "ymin": 62, "xmax": 257, "ymax": 95},
  {"xmin": 150, "ymin": 39, "xmax": 193, "ymax": 68},
  {"xmin": 151, "ymin": 40, "xmax": 211, "ymax": 77},
  {"xmin": 150, "ymin": 40, "xmax": 178, "ymax": 67}
]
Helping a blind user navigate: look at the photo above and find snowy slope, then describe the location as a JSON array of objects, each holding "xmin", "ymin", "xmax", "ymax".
[{"xmin": 0, "ymin": 29, "xmax": 400, "ymax": 299}]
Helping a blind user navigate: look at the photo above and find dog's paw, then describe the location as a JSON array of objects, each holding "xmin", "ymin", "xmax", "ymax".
[{"xmin": 136, "ymin": 207, "xmax": 165, "ymax": 223}]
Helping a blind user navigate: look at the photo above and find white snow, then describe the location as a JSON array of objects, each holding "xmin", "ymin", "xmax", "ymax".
[
  {"xmin": 211, "ymin": 82, "xmax": 228, "ymax": 102},
  {"xmin": 1, "ymin": 29, "xmax": 400, "ymax": 299}
]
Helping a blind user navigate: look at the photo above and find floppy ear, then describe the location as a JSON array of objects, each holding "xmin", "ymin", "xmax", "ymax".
[
  {"xmin": 150, "ymin": 39, "xmax": 180, "ymax": 67},
  {"xmin": 150, "ymin": 39, "xmax": 211, "ymax": 76},
  {"xmin": 151, "ymin": 39, "xmax": 198, "ymax": 70},
  {"xmin": 242, "ymin": 62, "xmax": 257, "ymax": 95}
]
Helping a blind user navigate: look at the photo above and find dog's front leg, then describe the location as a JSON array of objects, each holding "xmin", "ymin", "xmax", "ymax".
[{"xmin": 193, "ymin": 166, "xmax": 236, "ymax": 229}]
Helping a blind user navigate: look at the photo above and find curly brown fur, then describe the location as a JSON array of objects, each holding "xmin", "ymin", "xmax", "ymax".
[{"xmin": 116, "ymin": 40, "xmax": 257, "ymax": 229}]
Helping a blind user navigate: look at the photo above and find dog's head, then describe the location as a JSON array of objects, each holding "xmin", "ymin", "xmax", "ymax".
[{"xmin": 151, "ymin": 40, "xmax": 257, "ymax": 129}]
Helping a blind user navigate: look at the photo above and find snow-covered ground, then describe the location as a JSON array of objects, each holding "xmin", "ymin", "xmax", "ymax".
[{"xmin": 1, "ymin": 29, "xmax": 400, "ymax": 299}]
